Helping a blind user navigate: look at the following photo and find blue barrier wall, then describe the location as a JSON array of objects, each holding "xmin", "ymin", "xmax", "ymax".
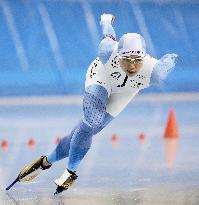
[{"xmin": 0, "ymin": 0, "xmax": 198, "ymax": 96}]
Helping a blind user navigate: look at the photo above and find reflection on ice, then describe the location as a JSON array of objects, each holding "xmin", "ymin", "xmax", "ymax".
[
  {"xmin": 164, "ymin": 138, "xmax": 179, "ymax": 169},
  {"xmin": 0, "ymin": 98, "xmax": 199, "ymax": 204}
]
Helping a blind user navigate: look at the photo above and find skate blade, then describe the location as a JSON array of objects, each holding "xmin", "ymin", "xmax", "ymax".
[
  {"xmin": 19, "ymin": 168, "xmax": 42, "ymax": 182},
  {"xmin": 54, "ymin": 190, "xmax": 64, "ymax": 196},
  {"xmin": 54, "ymin": 186, "xmax": 65, "ymax": 196},
  {"xmin": 6, "ymin": 177, "xmax": 19, "ymax": 191},
  {"xmin": 54, "ymin": 190, "xmax": 59, "ymax": 196},
  {"xmin": 54, "ymin": 189, "xmax": 62, "ymax": 196}
]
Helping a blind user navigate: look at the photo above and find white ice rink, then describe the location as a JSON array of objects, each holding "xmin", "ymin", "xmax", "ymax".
[{"xmin": 0, "ymin": 93, "xmax": 199, "ymax": 205}]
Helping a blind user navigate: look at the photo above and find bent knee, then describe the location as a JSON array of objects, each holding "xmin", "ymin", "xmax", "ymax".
[{"xmin": 84, "ymin": 113, "xmax": 106, "ymax": 129}]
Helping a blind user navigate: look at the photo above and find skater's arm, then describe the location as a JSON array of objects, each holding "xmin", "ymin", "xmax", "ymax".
[
  {"xmin": 100, "ymin": 13, "xmax": 116, "ymax": 39},
  {"xmin": 150, "ymin": 53, "xmax": 178, "ymax": 84},
  {"xmin": 98, "ymin": 14, "xmax": 117, "ymax": 64}
]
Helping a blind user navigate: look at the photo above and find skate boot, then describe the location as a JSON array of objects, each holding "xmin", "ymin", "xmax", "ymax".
[
  {"xmin": 18, "ymin": 156, "xmax": 52, "ymax": 182},
  {"xmin": 54, "ymin": 169, "xmax": 78, "ymax": 195},
  {"xmin": 6, "ymin": 156, "xmax": 52, "ymax": 190}
]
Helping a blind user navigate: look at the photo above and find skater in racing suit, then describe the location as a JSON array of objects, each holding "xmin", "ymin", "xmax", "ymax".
[{"xmin": 6, "ymin": 14, "xmax": 177, "ymax": 195}]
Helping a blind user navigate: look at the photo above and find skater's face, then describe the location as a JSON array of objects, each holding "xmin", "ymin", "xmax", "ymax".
[{"xmin": 119, "ymin": 55, "xmax": 143, "ymax": 77}]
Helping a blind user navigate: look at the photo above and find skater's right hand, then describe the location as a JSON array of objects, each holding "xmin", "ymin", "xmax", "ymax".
[{"xmin": 100, "ymin": 13, "xmax": 115, "ymax": 25}]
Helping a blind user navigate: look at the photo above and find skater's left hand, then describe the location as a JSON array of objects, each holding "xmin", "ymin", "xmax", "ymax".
[
  {"xmin": 151, "ymin": 53, "xmax": 178, "ymax": 83},
  {"xmin": 159, "ymin": 53, "xmax": 178, "ymax": 75}
]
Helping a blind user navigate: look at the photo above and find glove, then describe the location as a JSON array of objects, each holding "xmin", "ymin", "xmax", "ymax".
[
  {"xmin": 100, "ymin": 13, "xmax": 115, "ymax": 25},
  {"xmin": 151, "ymin": 53, "xmax": 178, "ymax": 84}
]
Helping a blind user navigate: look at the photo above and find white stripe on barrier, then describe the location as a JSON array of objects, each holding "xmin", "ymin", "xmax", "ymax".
[{"xmin": 0, "ymin": 92, "xmax": 199, "ymax": 106}]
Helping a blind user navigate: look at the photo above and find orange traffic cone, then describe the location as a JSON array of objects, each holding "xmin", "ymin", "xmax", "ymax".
[
  {"xmin": 111, "ymin": 134, "xmax": 119, "ymax": 144},
  {"xmin": 138, "ymin": 133, "xmax": 145, "ymax": 144},
  {"xmin": 164, "ymin": 109, "xmax": 179, "ymax": 139},
  {"xmin": 27, "ymin": 137, "xmax": 36, "ymax": 150},
  {"xmin": 1, "ymin": 139, "xmax": 9, "ymax": 151},
  {"xmin": 164, "ymin": 109, "xmax": 179, "ymax": 168},
  {"xmin": 55, "ymin": 136, "xmax": 61, "ymax": 145}
]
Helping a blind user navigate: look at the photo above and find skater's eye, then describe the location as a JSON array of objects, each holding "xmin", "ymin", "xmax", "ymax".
[
  {"xmin": 134, "ymin": 58, "xmax": 143, "ymax": 64},
  {"xmin": 120, "ymin": 57, "xmax": 143, "ymax": 64},
  {"xmin": 124, "ymin": 58, "xmax": 131, "ymax": 62}
]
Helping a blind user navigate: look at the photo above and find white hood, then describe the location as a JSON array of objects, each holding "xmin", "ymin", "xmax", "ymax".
[{"xmin": 118, "ymin": 33, "xmax": 146, "ymax": 57}]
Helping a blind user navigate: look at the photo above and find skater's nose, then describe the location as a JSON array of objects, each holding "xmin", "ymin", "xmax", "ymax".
[{"xmin": 128, "ymin": 63, "xmax": 136, "ymax": 71}]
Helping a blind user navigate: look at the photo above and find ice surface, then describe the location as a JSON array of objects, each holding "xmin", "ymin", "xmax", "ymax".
[{"xmin": 0, "ymin": 94, "xmax": 199, "ymax": 204}]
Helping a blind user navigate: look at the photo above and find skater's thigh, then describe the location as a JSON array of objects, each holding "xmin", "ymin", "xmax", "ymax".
[{"xmin": 83, "ymin": 84, "xmax": 109, "ymax": 128}]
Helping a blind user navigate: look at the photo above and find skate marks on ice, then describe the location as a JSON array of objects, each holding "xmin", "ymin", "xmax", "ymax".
[
  {"xmin": 2, "ymin": 186, "xmax": 199, "ymax": 205},
  {"xmin": 0, "ymin": 97, "xmax": 199, "ymax": 204}
]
